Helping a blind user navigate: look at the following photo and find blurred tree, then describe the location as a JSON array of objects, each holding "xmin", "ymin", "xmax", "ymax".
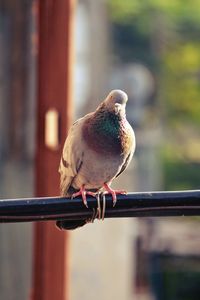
[
  {"xmin": 108, "ymin": 0, "xmax": 200, "ymax": 123},
  {"xmin": 107, "ymin": 0, "xmax": 200, "ymax": 189},
  {"xmin": 162, "ymin": 43, "xmax": 200, "ymax": 126}
]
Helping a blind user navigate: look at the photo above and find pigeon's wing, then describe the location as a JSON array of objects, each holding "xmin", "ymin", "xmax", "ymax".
[
  {"xmin": 57, "ymin": 114, "xmax": 94, "ymax": 230},
  {"xmin": 116, "ymin": 127, "xmax": 136, "ymax": 178},
  {"xmin": 59, "ymin": 118, "xmax": 85, "ymax": 196},
  {"xmin": 116, "ymin": 152, "xmax": 133, "ymax": 178}
]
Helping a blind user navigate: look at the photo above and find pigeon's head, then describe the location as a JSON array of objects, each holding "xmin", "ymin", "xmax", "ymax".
[{"xmin": 103, "ymin": 90, "xmax": 128, "ymax": 116}]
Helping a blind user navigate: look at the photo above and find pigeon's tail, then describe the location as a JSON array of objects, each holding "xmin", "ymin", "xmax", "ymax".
[
  {"xmin": 56, "ymin": 186, "xmax": 87, "ymax": 231},
  {"xmin": 56, "ymin": 219, "xmax": 87, "ymax": 230}
]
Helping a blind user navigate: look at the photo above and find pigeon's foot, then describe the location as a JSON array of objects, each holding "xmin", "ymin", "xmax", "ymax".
[
  {"xmin": 71, "ymin": 185, "xmax": 96, "ymax": 208},
  {"xmin": 101, "ymin": 192, "xmax": 106, "ymax": 221},
  {"xmin": 95, "ymin": 192, "xmax": 106, "ymax": 221},
  {"xmin": 103, "ymin": 183, "xmax": 126, "ymax": 207},
  {"xmin": 81, "ymin": 192, "xmax": 105, "ymax": 224}
]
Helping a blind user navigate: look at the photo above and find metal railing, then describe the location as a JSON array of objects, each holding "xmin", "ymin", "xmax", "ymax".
[{"xmin": 0, "ymin": 190, "xmax": 200, "ymax": 223}]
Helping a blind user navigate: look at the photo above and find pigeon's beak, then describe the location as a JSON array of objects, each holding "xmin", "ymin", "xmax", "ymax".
[
  {"xmin": 114, "ymin": 103, "xmax": 121, "ymax": 114},
  {"xmin": 115, "ymin": 103, "xmax": 125, "ymax": 115}
]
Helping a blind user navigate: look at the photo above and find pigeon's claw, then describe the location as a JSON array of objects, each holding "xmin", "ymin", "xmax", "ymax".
[
  {"xmin": 71, "ymin": 185, "xmax": 96, "ymax": 208},
  {"xmin": 96, "ymin": 192, "xmax": 106, "ymax": 221},
  {"xmin": 103, "ymin": 183, "xmax": 127, "ymax": 207}
]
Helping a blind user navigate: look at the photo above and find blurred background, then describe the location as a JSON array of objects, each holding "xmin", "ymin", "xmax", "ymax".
[{"xmin": 0, "ymin": 0, "xmax": 200, "ymax": 299}]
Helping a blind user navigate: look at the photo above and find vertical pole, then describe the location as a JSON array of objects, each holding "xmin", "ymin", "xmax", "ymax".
[{"xmin": 32, "ymin": 1, "xmax": 75, "ymax": 300}]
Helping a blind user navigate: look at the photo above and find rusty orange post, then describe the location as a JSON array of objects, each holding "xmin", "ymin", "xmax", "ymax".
[{"xmin": 32, "ymin": 1, "xmax": 75, "ymax": 300}]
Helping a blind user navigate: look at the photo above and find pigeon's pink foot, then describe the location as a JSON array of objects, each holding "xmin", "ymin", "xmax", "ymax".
[
  {"xmin": 71, "ymin": 185, "xmax": 96, "ymax": 208},
  {"xmin": 103, "ymin": 183, "xmax": 127, "ymax": 207}
]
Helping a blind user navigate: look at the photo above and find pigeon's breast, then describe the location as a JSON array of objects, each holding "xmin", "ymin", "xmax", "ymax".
[
  {"xmin": 70, "ymin": 114, "xmax": 134, "ymax": 190},
  {"xmin": 82, "ymin": 112, "xmax": 133, "ymax": 156},
  {"xmin": 72, "ymin": 146, "xmax": 125, "ymax": 190}
]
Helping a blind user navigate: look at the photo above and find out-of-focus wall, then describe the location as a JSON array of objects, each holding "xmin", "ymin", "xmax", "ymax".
[{"xmin": 0, "ymin": 1, "xmax": 36, "ymax": 299}]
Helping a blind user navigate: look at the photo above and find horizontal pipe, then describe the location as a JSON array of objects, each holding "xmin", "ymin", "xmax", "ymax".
[{"xmin": 0, "ymin": 190, "xmax": 200, "ymax": 223}]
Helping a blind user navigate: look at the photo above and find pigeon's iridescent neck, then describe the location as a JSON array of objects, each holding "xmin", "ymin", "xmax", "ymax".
[
  {"xmin": 82, "ymin": 110, "xmax": 129, "ymax": 155},
  {"xmin": 96, "ymin": 112, "xmax": 121, "ymax": 135}
]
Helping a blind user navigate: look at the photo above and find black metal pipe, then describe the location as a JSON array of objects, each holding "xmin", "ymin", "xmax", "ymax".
[{"xmin": 0, "ymin": 190, "xmax": 200, "ymax": 223}]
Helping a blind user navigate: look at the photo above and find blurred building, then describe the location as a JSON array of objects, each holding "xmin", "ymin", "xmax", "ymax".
[{"xmin": 0, "ymin": 1, "xmax": 36, "ymax": 299}]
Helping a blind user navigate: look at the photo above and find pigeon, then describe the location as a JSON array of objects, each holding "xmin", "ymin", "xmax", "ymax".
[{"xmin": 56, "ymin": 89, "xmax": 136, "ymax": 230}]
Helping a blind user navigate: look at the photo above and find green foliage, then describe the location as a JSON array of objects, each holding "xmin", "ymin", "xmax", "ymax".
[
  {"xmin": 107, "ymin": 0, "xmax": 200, "ymax": 27},
  {"xmin": 163, "ymin": 159, "xmax": 200, "ymax": 190},
  {"xmin": 162, "ymin": 43, "xmax": 200, "ymax": 126},
  {"xmin": 111, "ymin": 22, "xmax": 155, "ymax": 65},
  {"xmin": 107, "ymin": 0, "xmax": 200, "ymax": 189},
  {"xmin": 109, "ymin": 0, "xmax": 200, "ymax": 125},
  {"xmin": 161, "ymin": 145, "xmax": 200, "ymax": 190}
]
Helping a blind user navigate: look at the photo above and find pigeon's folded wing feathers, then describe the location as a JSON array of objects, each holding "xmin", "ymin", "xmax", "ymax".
[
  {"xmin": 116, "ymin": 130, "xmax": 135, "ymax": 178},
  {"xmin": 116, "ymin": 151, "xmax": 133, "ymax": 178},
  {"xmin": 57, "ymin": 118, "xmax": 91, "ymax": 230},
  {"xmin": 59, "ymin": 118, "xmax": 85, "ymax": 196}
]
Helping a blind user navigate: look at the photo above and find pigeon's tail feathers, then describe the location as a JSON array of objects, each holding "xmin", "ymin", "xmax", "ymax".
[
  {"xmin": 56, "ymin": 219, "xmax": 87, "ymax": 230},
  {"xmin": 57, "ymin": 185, "xmax": 87, "ymax": 230},
  {"xmin": 59, "ymin": 172, "xmax": 73, "ymax": 197}
]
